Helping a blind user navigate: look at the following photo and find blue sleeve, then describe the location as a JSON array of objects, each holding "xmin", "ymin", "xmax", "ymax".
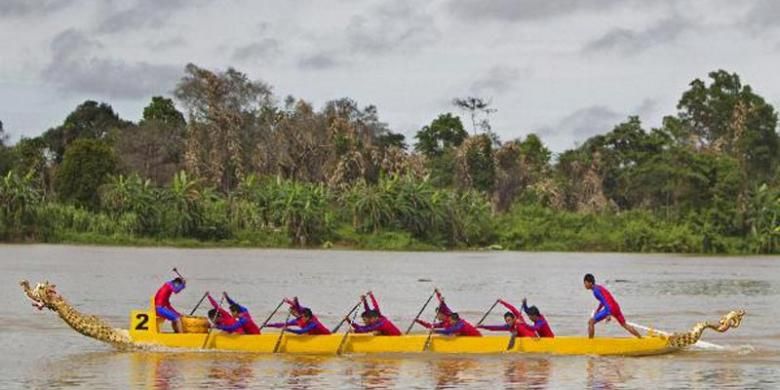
[
  {"xmin": 436, "ymin": 321, "xmax": 464, "ymax": 335},
  {"xmin": 352, "ymin": 322, "xmax": 380, "ymax": 333},
  {"xmin": 593, "ymin": 289, "xmax": 609, "ymax": 311},
  {"xmin": 218, "ymin": 316, "xmax": 247, "ymax": 332},
  {"xmin": 288, "ymin": 322, "xmax": 316, "ymax": 335},
  {"xmin": 357, "ymin": 320, "xmax": 384, "ymax": 333},
  {"xmin": 225, "ymin": 295, "xmax": 248, "ymax": 313},
  {"xmin": 531, "ymin": 319, "xmax": 545, "ymax": 331}
]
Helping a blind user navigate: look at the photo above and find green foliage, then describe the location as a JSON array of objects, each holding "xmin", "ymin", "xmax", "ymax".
[
  {"xmin": 42, "ymin": 101, "xmax": 131, "ymax": 162},
  {"xmin": 1, "ymin": 66, "xmax": 778, "ymax": 253},
  {"xmin": 0, "ymin": 171, "xmax": 42, "ymax": 239},
  {"xmin": 415, "ymin": 113, "xmax": 468, "ymax": 157},
  {"xmin": 142, "ymin": 96, "xmax": 186, "ymax": 128},
  {"xmin": 55, "ymin": 139, "xmax": 118, "ymax": 209}
]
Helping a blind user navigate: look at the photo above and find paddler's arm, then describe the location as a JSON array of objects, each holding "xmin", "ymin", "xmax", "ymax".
[
  {"xmin": 206, "ymin": 293, "xmax": 220, "ymax": 309},
  {"xmin": 266, "ymin": 319, "xmax": 298, "ymax": 328},
  {"xmin": 415, "ymin": 319, "xmax": 433, "ymax": 329},
  {"xmin": 593, "ymin": 289, "xmax": 608, "ymax": 314},
  {"xmin": 368, "ymin": 291, "xmax": 381, "ymax": 314},
  {"xmin": 435, "ymin": 321, "xmax": 464, "ymax": 335},
  {"xmin": 362, "ymin": 295, "xmax": 370, "ymax": 312},
  {"xmin": 218, "ymin": 316, "xmax": 247, "ymax": 332},
  {"xmin": 498, "ymin": 299, "xmax": 523, "ymax": 318},
  {"xmin": 286, "ymin": 322, "xmax": 316, "ymax": 335},
  {"xmin": 477, "ymin": 324, "xmax": 510, "ymax": 331}
]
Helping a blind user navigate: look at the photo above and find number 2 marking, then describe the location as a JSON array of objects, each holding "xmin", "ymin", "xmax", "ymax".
[{"xmin": 135, "ymin": 313, "xmax": 149, "ymax": 330}]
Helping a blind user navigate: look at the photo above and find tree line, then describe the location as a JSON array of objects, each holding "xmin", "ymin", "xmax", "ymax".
[{"xmin": 0, "ymin": 65, "xmax": 778, "ymax": 253}]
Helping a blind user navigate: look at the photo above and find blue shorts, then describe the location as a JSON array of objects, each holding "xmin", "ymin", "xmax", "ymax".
[
  {"xmin": 156, "ymin": 306, "xmax": 180, "ymax": 321},
  {"xmin": 593, "ymin": 308, "xmax": 611, "ymax": 323}
]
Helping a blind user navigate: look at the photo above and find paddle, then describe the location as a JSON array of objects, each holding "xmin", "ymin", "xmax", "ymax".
[
  {"xmin": 201, "ymin": 295, "xmax": 225, "ymax": 349},
  {"xmin": 336, "ymin": 308, "xmax": 360, "ymax": 355},
  {"xmin": 189, "ymin": 292, "xmax": 208, "ymax": 316},
  {"xmin": 506, "ymin": 329, "xmax": 518, "ymax": 351},
  {"xmin": 172, "ymin": 267, "xmax": 185, "ymax": 280},
  {"xmin": 422, "ymin": 289, "xmax": 445, "ymax": 351},
  {"xmin": 259, "ymin": 299, "xmax": 286, "ymax": 330},
  {"xmin": 331, "ymin": 299, "xmax": 364, "ymax": 333},
  {"xmin": 422, "ymin": 308, "xmax": 439, "ymax": 352},
  {"xmin": 476, "ymin": 299, "xmax": 500, "ymax": 326},
  {"xmin": 406, "ymin": 289, "xmax": 436, "ymax": 334},
  {"xmin": 273, "ymin": 311, "xmax": 293, "ymax": 353}
]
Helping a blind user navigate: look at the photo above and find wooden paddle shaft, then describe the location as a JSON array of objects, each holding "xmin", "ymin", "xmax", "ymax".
[
  {"xmin": 260, "ymin": 300, "xmax": 286, "ymax": 329},
  {"xmin": 273, "ymin": 311, "xmax": 293, "ymax": 353},
  {"xmin": 477, "ymin": 299, "xmax": 500, "ymax": 326},
  {"xmin": 406, "ymin": 290, "xmax": 436, "ymax": 334}
]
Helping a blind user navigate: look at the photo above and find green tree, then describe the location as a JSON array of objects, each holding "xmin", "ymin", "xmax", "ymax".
[
  {"xmin": 0, "ymin": 120, "xmax": 12, "ymax": 175},
  {"xmin": 141, "ymin": 96, "xmax": 186, "ymax": 128},
  {"xmin": 42, "ymin": 101, "xmax": 131, "ymax": 162},
  {"xmin": 456, "ymin": 134, "xmax": 496, "ymax": 193},
  {"xmin": 677, "ymin": 70, "xmax": 779, "ymax": 182},
  {"xmin": 55, "ymin": 139, "xmax": 118, "ymax": 209},
  {"xmin": 414, "ymin": 113, "xmax": 468, "ymax": 157},
  {"xmin": 117, "ymin": 97, "xmax": 186, "ymax": 185}
]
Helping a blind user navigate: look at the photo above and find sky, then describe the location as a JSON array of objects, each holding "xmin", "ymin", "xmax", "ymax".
[{"xmin": 1, "ymin": 0, "xmax": 780, "ymax": 152}]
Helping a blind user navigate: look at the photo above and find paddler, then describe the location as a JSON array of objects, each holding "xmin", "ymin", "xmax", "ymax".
[
  {"xmin": 414, "ymin": 289, "xmax": 452, "ymax": 330},
  {"xmin": 521, "ymin": 298, "xmax": 555, "ymax": 338},
  {"xmin": 584, "ymin": 273, "xmax": 642, "ymax": 338},
  {"xmin": 205, "ymin": 292, "xmax": 244, "ymax": 334},
  {"xmin": 266, "ymin": 297, "xmax": 331, "ymax": 335},
  {"xmin": 433, "ymin": 312, "xmax": 482, "ymax": 337},
  {"xmin": 154, "ymin": 277, "xmax": 185, "ymax": 333},
  {"xmin": 477, "ymin": 299, "xmax": 536, "ymax": 337},
  {"xmin": 216, "ymin": 292, "xmax": 261, "ymax": 334},
  {"xmin": 346, "ymin": 291, "xmax": 401, "ymax": 336}
]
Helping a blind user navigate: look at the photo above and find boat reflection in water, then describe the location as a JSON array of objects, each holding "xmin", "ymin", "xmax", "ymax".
[
  {"xmin": 21, "ymin": 348, "xmax": 764, "ymax": 389},
  {"xmin": 503, "ymin": 357, "xmax": 552, "ymax": 389},
  {"xmin": 345, "ymin": 357, "xmax": 401, "ymax": 389}
]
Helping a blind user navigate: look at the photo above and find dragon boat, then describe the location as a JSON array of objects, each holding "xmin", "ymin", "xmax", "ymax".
[{"xmin": 20, "ymin": 280, "xmax": 746, "ymax": 356}]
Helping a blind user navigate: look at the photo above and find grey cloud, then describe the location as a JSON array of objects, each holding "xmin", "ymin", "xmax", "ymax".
[
  {"xmin": 232, "ymin": 39, "xmax": 281, "ymax": 61},
  {"xmin": 96, "ymin": 0, "xmax": 204, "ymax": 34},
  {"xmin": 537, "ymin": 105, "xmax": 622, "ymax": 140},
  {"xmin": 447, "ymin": 0, "xmax": 623, "ymax": 22},
  {"xmin": 0, "ymin": 0, "xmax": 73, "ymax": 18},
  {"xmin": 635, "ymin": 98, "xmax": 658, "ymax": 117},
  {"xmin": 298, "ymin": 52, "xmax": 341, "ymax": 70},
  {"xmin": 470, "ymin": 66, "xmax": 527, "ymax": 95},
  {"xmin": 42, "ymin": 29, "xmax": 180, "ymax": 99},
  {"xmin": 346, "ymin": 1, "xmax": 439, "ymax": 55},
  {"xmin": 561, "ymin": 105, "xmax": 622, "ymax": 139},
  {"xmin": 583, "ymin": 17, "xmax": 691, "ymax": 55},
  {"xmin": 148, "ymin": 37, "xmax": 187, "ymax": 51},
  {"xmin": 742, "ymin": 0, "xmax": 780, "ymax": 32}
]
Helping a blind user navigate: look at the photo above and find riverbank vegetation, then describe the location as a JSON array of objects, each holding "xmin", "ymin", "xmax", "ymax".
[{"xmin": 0, "ymin": 65, "xmax": 778, "ymax": 253}]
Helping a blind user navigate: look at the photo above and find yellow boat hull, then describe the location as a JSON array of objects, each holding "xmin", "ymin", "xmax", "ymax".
[{"xmin": 130, "ymin": 308, "xmax": 675, "ymax": 356}]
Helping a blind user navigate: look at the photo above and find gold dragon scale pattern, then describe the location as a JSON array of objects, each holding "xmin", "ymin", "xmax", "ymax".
[
  {"xmin": 662, "ymin": 310, "xmax": 746, "ymax": 348},
  {"xmin": 20, "ymin": 280, "xmax": 136, "ymax": 349}
]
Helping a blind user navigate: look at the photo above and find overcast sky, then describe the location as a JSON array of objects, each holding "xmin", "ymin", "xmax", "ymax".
[{"xmin": 2, "ymin": 0, "xmax": 779, "ymax": 151}]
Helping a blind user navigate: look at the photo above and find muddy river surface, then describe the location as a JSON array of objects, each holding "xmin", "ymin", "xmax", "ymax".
[{"xmin": 1, "ymin": 245, "xmax": 778, "ymax": 389}]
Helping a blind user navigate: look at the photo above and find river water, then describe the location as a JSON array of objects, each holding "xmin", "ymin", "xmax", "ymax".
[{"xmin": 1, "ymin": 245, "xmax": 778, "ymax": 389}]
